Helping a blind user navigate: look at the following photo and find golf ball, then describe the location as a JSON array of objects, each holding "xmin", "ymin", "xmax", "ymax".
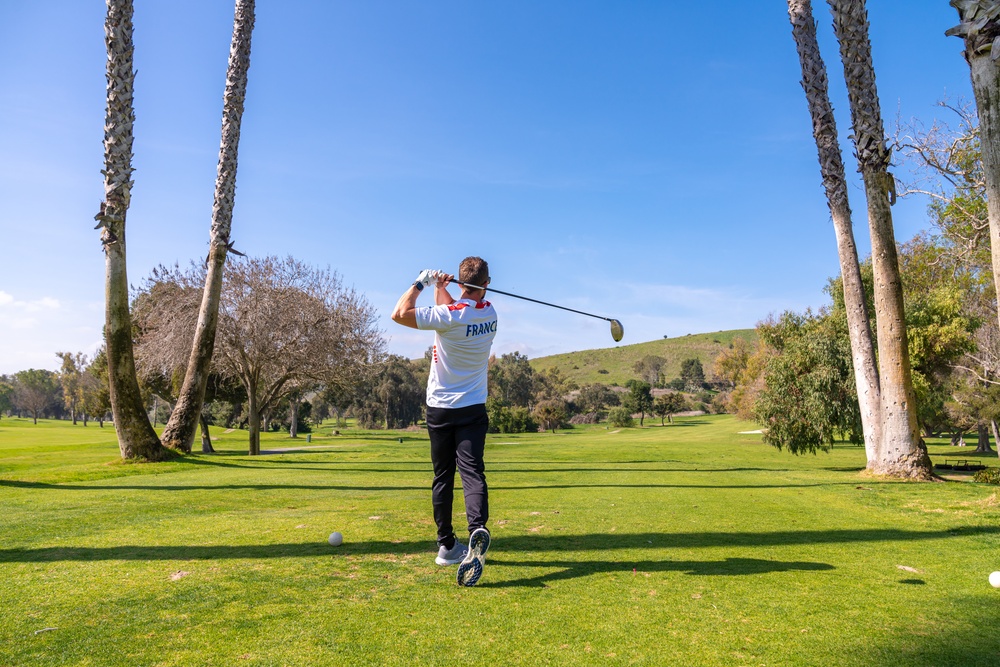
[
  {"xmin": 328, "ymin": 531, "xmax": 343, "ymax": 547},
  {"xmin": 990, "ymin": 571, "xmax": 1000, "ymax": 588}
]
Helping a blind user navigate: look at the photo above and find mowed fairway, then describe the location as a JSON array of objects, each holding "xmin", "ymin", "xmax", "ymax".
[{"xmin": 1, "ymin": 417, "xmax": 999, "ymax": 666}]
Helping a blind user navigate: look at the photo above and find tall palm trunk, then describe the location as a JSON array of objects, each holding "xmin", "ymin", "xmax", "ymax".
[
  {"xmin": 787, "ymin": 0, "xmax": 882, "ymax": 466},
  {"xmin": 161, "ymin": 0, "xmax": 256, "ymax": 453},
  {"xmin": 948, "ymin": 1, "xmax": 1000, "ymax": 336},
  {"xmin": 96, "ymin": 0, "xmax": 168, "ymax": 461},
  {"xmin": 829, "ymin": 0, "xmax": 931, "ymax": 478}
]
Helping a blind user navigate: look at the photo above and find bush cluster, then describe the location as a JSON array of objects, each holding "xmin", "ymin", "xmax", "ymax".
[
  {"xmin": 487, "ymin": 399, "xmax": 538, "ymax": 434},
  {"xmin": 973, "ymin": 467, "xmax": 1000, "ymax": 484},
  {"xmin": 607, "ymin": 406, "xmax": 634, "ymax": 427}
]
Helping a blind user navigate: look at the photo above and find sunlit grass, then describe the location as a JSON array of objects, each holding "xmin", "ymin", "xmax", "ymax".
[{"xmin": 1, "ymin": 416, "xmax": 998, "ymax": 666}]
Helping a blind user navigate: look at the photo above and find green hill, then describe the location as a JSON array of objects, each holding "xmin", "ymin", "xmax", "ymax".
[{"xmin": 529, "ymin": 328, "xmax": 757, "ymax": 386}]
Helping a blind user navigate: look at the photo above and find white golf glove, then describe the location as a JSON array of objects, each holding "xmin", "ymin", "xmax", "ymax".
[{"xmin": 415, "ymin": 269, "xmax": 442, "ymax": 288}]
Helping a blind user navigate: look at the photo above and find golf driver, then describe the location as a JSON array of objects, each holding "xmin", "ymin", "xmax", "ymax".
[{"xmin": 452, "ymin": 279, "xmax": 624, "ymax": 342}]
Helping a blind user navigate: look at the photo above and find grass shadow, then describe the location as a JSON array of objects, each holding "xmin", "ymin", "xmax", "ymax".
[
  {"xmin": 0, "ymin": 479, "xmax": 860, "ymax": 492},
  {"xmin": 481, "ymin": 556, "xmax": 835, "ymax": 587},
  {"xmin": 2, "ymin": 526, "xmax": 995, "ymax": 563}
]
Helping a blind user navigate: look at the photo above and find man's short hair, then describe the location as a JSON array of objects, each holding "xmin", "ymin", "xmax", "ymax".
[{"xmin": 459, "ymin": 256, "xmax": 489, "ymax": 288}]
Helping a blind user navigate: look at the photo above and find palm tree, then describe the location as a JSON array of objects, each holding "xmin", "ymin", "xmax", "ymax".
[
  {"xmin": 948, "ymin": 1, "xmax": 1000, "ymax": 335},
  {"xmin": 787, "ymin": 0, "xmax": 882, "ymax": 466},
  {"xmin": 160, "ymin": 0, "xmax": 256, "ymax": 453},
  {"xmin": 96, "ymin": 0, "xmax": 168, "ymax": 461},
  {"xmin": 828, "ymin": 0, "xmax": 932, "ymax": 478}
]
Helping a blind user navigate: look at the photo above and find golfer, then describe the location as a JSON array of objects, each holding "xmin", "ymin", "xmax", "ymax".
[{"xmin": 391, "ymin": 256, "xmax": 496, "ymax": 587}]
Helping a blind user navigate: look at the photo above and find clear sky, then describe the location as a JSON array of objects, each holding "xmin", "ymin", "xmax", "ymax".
[{"xmin": 0, "ymin": 1, "xmax": 973, "ymax": 375}]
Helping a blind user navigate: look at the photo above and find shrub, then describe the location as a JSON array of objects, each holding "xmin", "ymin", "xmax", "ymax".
[
  {"xmin": 607, "ymin": 407, "xmax": 634, "ymax": 427},
  {"xmin": 710, "ymin": 392, "xmax": 730, "ymax": 415},
  {"xmin": 973, "ymin": 467, "xmax": 1000, "ymax": 484},
  {"xmin": 487, "ymin": 399, "xmax": 538, "ymax": 433}
]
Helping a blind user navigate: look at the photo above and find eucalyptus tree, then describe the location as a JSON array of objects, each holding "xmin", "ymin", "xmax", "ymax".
[
  {"xmin": 828, "ymin": 0, "xmax": 931, "ymax": 478},
  {"xmin": 56, "ymin": 352, "xmax": 88, "ymax": 425},
  {"xmin": 0, "ymin": 378, "xmax": 13, "ymax": 418},
  {"xmin": 948, "ymin": 1, "xmax": 1000, "ymax": 334},
  {"xmin": 94, "ymin": 0, "xmax": 167, "ymax": 460},
  {"xmin": 161, "ymin": 0, "xmax": 257, "ymax": 453},
  {"xmin": 81, "ymin": 350, "xmax": 112, "ymax": 427},
  {"xmin": 488, "ymin": 352, "xmax": 535, "ymax": 408},
  {"xmin": 787, "ymin": 0, "xmax": 882, "ymax": 465}
]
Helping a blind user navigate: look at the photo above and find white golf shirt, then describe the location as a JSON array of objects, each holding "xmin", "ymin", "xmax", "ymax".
[{"xmin": 414, "ymin": 298, "xmax": 498, "ymax": 408}]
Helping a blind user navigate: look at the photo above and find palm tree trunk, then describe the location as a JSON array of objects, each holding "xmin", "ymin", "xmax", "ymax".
[
  {"xmin": 948, "ymin": 2, "xmax": 1000, "ymax": 336},
  {"xmin": 828, "ymin": 0, "xmax": 931, "ymax": 478},
  {"xmin": 161, "ymin": 0, "xmax": 256, "ymax": 453},
  {"xmin": 97, "ymin": 0, "xmax": 168, "ymax": 462},
  {"xmin": 787, "ymin": 0, "xmax": 882, "ymax": 466}
]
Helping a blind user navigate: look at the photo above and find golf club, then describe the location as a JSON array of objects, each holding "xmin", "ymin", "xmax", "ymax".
[{"xmin": 452, "ymin": 279, "xmax": 624, "ymax": 342}]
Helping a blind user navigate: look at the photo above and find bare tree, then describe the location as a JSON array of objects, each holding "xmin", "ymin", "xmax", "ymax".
[
  {"xmin": 213, "ymin": 256, "xmax": 384, "ymax": 455},
  {"xmin": 132, "ymin": 264, "xmax": 205, "ymax": 390},
  {"xmin": 161, "ymin": 0, "xmax": 257, "ymax": 453},
  {"xmin": 828, "ymin": 0, "xmax": 932, "ymax": 478},
  {"xmin": 787, "ymin": 0, "xmax": 882, "ymax": 465},
  {"xmin": 948, "ymin": 1, "xmax": 1000, "ymax": 335},
  {"xmin": 94, "ymin": 0, "xmax": 168, "ymax": 460}
]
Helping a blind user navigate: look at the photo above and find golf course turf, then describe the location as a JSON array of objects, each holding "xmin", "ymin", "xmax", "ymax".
[{"xmin": 1, "ymin": 415, "xmax": 998, "ymax": 666}]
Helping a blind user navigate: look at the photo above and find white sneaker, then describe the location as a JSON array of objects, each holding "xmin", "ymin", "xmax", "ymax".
[
  {"xmin": 435, "ymin": 540, "xmax": 468, "ymax": 566},
  {"xmin": 457, "ymin": 528, "xmax": 491, "ymax": 586}
]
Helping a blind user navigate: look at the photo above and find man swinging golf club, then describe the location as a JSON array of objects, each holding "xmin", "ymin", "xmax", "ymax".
[{"xmin": 391, "ymin": 256, "xmax": 495, "ymax": 587}]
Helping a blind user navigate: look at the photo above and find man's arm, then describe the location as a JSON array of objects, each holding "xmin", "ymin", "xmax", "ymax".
[
  {"xmin": 392, "ymin": 270, "xmax": 444, "ymax": 329},
  {"xmin": 391, "ymin": 284, "xmax": 421, "ymax": 329},
  {"xmin": 435, "ymin": 273, "xmax": 456, "ymax": 306}
]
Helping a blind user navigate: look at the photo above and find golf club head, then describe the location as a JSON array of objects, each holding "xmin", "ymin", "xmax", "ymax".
[{"xmin": 610, "ymin": 319, "xmax": 624, "ymax": 342}]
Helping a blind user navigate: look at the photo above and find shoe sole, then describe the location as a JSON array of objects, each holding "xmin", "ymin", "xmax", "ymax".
[
  {"xmin": 457, "ymin": 529, "xmax": 490, "ymax": 587},
  {"xmin": 435, "ymin": 554, "xmax": 464, "ymax": 566}
]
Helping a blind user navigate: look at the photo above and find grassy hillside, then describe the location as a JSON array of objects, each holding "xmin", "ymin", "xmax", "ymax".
[{"xmin": 529, "ymin": 328, "xmax": 757, "ymax": 386}]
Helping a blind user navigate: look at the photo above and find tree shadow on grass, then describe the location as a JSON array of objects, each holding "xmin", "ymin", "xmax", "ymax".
[
  {"xmin": 480, "ymin": 557, "xmax": 835, "ymax": 587},
  {"xmin": 1, "ymin": 526, "xmax": 995, "ymax": 564},
  {"xmin": 0, "ymin": 479, "xmax": 861, "ymax": 492},
  {"xmin": 0, "ymin": 479, "xmax": 429, "ymax": 492}
]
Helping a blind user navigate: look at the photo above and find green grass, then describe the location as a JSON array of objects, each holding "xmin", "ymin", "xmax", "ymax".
[
  {"xmin": 530, "ymin": 328, "xmax": 756, "ymax": 385},
  {"xmin": 1, "ymin": 416, "xmax": 999, "ymax": 666}
]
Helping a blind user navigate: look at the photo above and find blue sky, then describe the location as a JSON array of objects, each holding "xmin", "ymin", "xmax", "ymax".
[{"xmin": 0, "ymin": 1, "xmax": 973, "ymax": 375}]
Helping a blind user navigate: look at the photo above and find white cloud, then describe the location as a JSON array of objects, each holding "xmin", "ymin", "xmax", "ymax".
[
  {"xmin": 0, "ymin": 291, "xmax": 62, "ymax": 313},
  {"xmin": 0, "ymin": 289, "xmax": 101, "ymax": 374}
]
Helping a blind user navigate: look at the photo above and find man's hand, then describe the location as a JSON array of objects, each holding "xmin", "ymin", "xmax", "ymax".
[{"xmin": 415, "ymin": 269, "xmax": 443, "ymax": 288}]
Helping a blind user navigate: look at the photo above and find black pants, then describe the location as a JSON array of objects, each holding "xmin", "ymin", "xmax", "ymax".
[{"xmin": 426, "ymin": 404, "xmax": 489, "ymax": 548}]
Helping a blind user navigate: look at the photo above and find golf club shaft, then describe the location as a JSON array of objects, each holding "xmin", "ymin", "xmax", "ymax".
[{"xmin": 453, "ymin": 280, "xmax": 614, "ymax": 323}]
